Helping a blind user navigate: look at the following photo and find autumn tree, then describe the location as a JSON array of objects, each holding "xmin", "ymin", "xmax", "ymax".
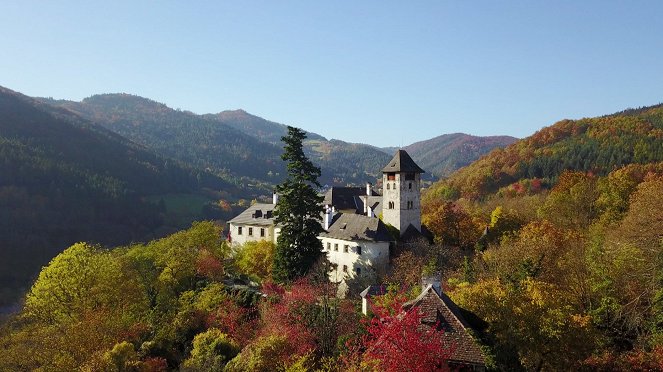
[
  {"xmin": 182, "ymin": 329, "xmax": 240, "ymax": 371},
  {"xmin": 234, "ymin": 240, "xmax": 275, "ymax": 282},
  {"xmin": 345, "ymin": 291, "xmax": 453, "ymax": 371},
  {"xmin": 273, "ymin": 126, "xmax": 324, "ymax": 282},
  {"xmin": 422, "ymin": 199, "xmax": 480, "ymax": 249},
  {"xmin": 451, "ymin": 278, "xmax": 598, "ymax": 371}
]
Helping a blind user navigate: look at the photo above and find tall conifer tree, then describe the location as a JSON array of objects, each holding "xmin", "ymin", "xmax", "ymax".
[{"xmin": 272, "ymin": 126, "xmax": 324, "ymax": 282}]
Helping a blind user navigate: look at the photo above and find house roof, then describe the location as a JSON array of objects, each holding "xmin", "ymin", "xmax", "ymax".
[
  {"xmin": 227, "ymin": 203, "xmax": 276, "ymax": 227},
  {"xmin": 402, "ymin": 285, "xmax": 486, "ymax": 366},
  {"xmin": 382, "ymin": 149, "xmax": 425, "ymax": 173},
  {"xmin": 320, "ymin": 213, "xmax": 393, "ymax": 242},
  {"xmin": 322, "ymin": 186, "xmax": 379, "ymax": 212}
]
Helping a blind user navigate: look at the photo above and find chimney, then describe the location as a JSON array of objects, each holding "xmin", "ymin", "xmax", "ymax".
[
  {"xmin": 421, "ymin": 272, "xmax": 441, "ymax": 295},
  {"xmin": 273, "ymin": 191, "xmax": 279, "ymax": 205},
  {"xmin": 324, "ymin": 205, "xmax": 332, "ymax": 230},
  {"xmin": 366, "ymin": 182, "xmax": 372, "ymax": 196}
]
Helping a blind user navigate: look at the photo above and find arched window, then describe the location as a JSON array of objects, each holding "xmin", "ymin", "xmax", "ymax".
[
  {"xmin": 387, "ymin": 183, "xmax": 390, "ymax": 190},
  {"xmin": 388, "ymin": 201, "xmax": 394, "ymax": 209}
]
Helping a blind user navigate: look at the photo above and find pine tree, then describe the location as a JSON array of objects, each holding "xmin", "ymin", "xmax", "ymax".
[{"xmin": 272, "ymin": 126, "xmax": 324, "ymax": 283}]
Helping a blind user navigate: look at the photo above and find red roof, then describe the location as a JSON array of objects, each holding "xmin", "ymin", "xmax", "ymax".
[{"xmin": 403, "ymin": 285, "xmax": 486, "ymax": 366}]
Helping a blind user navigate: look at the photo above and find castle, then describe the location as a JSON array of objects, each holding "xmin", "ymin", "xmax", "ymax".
[{"xmin": 227, "ymin": 149, "xmax": 425, "ymax": 282}]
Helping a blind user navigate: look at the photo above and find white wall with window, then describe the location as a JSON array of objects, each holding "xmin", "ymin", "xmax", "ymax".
[
  {"xmin": 319, "ymin": 236, "xmax": 389, "ymax": 283},
  {"xmin": 228, "ymin": 223, "xmax": 278, "ymax": 247}
]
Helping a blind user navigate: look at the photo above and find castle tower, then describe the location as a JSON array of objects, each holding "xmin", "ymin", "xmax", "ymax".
[{"xmin": 381, "ymin": 150, "xmax": 425, "ymax": 236}]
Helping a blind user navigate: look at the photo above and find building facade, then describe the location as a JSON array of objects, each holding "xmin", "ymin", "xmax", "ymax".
[
  {"xmin": 381, "ymin": 149, "xmax": 425, "ymax": 235},
  {"xmin": 227, "ymin": 149, "xmax": 425, "ymax": 283}
]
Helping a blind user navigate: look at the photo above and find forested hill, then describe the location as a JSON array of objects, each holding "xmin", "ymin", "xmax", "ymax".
[
  {"xmin": 43, "ymin": 94, "xmax": 288, "ymax": 187},
  {"xmin": 403, "ymin": 133, "xmax": 517, "ymax": 177},
  {"xmin": 213, "ymin": 109, "xmax": 327, "ymax": 143},
  {"xmin": 425, "ymin": 103, "xmax": 663, "ymax": 200},
  {"xmin": 43, "ymin": 95, "xmax": 390, "ymax": 186},
  {"xmin": 0, "ymin": 86, "xmax": 228, "ymax": 305},
  {"xmin": 215, "ymin": 109, "xmax": 392, "ymax": 184}
]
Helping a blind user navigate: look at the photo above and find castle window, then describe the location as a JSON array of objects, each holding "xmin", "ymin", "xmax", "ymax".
[
  {"xmin": 386, "ymin": 183, "xmax": 390, "ymax": 190},
  {"xmin": 388, "ymin": 201, "xmax": 394, "ymax": 209},
  {"xmin": 238, "ymin": 226, "xmax": 243, "ymax": 235},
  {"xmin": 407, "ymin": 201, "xmax": 413, "ymax": 209},
  {"xmin": 408, "ymin": 182, "xmax": 412, "ymax": 190},
  {"xmin": 260, "ymin": 228, "xmax": 265, "ymax": 237},
  {"xmin": 355, "ymin": 267, "xmax": 361, "ymax": 276},
  {"xmin": 327, "ymin": 242, "xmax": 331, "ymax": 250},
  {"xmin": 387, "ymin": 172, "xmax": 396, "ymax": 181},
  {"xmin": 357, "ymin": 246, "xmax": 362, "ymax": 255},
  {"xmin": 248, "ymin": 227, "xmax": 253, "ymax": 236},
  {"xmin": 334, "ymin": 243, "xmax": 338, "ymax": 251},
  {"xmin": 343, "ymin": 265, "xmax": 348, "ymax": 273},
  {"xmin": 344, "ymin": 245, "xmax": 349, "ymax": 253}
]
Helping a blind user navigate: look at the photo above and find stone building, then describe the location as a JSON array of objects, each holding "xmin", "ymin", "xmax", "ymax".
[{"xmin": 227, "ymin": 149, "xmax": 425, "ymax": 283}]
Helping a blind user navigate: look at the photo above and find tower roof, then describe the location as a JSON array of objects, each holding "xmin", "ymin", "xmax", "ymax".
[{"xmin": 382, "ymin": 149, "xmax": 425, "ymax": 173}]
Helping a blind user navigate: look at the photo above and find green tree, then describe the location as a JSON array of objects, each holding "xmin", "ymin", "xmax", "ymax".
[
  {"xmin": 235, "ymin": 240, "xmax": 276, "ymax": 282},
  {"xmin": 273, "ymin": 126, "xmax": 324, "ymax": 283},
  {"xmin": 182, "ymin": 329, "xmax": 240, "ymax": 372}
]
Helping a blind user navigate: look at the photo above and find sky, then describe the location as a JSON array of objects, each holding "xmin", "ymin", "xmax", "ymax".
[{"xmin": 1, "ymin": 1, "xmax": 662, "ymax": 147}]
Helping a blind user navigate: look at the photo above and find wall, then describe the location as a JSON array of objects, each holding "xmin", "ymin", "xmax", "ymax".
[
  {"xmin": 320, "ymin": 236, "xmax": 389, "ymax": 282},
  {"xmin": 229, "ymin": 223, "xmax": 276, "ymax": 247}
]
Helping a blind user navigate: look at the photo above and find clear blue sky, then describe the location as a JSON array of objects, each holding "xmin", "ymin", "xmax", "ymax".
[{"xmin": 1, "ymin": 1, "xmax": 662, "ymax": 147}]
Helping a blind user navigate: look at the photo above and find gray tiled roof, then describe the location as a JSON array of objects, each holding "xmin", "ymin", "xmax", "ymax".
[
  {"xmin": 227, "ymin": 203, "xmax": 276, "ymax": 226},
  {"xmin": 320, "ymin": 213, "xmax": 393, "ymax": 242},
  {"xmin": 382, "ymin": 149, "xmax": 425, "ymax": 173},
  {"xmin": 323, "ymin": 187, "xmax": 379, "ymax": 212}
]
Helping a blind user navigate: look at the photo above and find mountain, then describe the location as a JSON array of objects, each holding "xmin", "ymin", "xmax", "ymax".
[
  {"xmin": 213, "ymin": 109, "xmax": 327, "ymax": 143},
  {"xmin": 215, "ymin": 109, "xmax": 394, "ymax": 185},
  {"xmin": 0, "ymin": 86, "xmax": 230, "ymax": 305},
  {"xmin": 44, "ymin": 95, "xmax": 391, "ymax": 186},
  {"xmin": 425, "ymin": 103, "xmax": 663, "ymax": 200},
  {"xmin": 43, "ymin": 95, "xmax": 287, "ymax": 189},
  {"xmin": 216, "ymin": 110, "xmax": 517, "ymax": 183},
  {"xmin": 403, "ymin": 133, "xmax": 517, "ymax": 178}
]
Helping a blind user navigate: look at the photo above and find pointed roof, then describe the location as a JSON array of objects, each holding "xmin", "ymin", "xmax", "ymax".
[
  {"xmin": 403, "ymin": 285, "xmax": 486, "ymax": 366},
  {"xmin": 382, "ymin": 149, "xmax": 425, "ymax": 173}
]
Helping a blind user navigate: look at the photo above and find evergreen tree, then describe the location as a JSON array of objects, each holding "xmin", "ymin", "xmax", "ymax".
[{"xmin": 272, "ymin": 126, "xmax": 324, "ymax": 282}]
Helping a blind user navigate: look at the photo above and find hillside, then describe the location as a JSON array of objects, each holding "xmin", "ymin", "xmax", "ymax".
[
  {"xmin": 214, "ymin": 109, "xmax": 391, "ymax": 185},
  {"xmin": 43, "ymin": 96, "xmax": 391, "ymax": 186},
  {"xmin": 403, "ymin": 133, "xmax": 517, "ymax": 177},
  {"xmin": 0, "ymin": 86, "xmax": 230, "ymax": 305},
  {"xmin": 213, "ymin": 109, "xmax": 327, "ymax": 143},
  {"xmin": 425, "ymin": 104, "xmax": 663, "ymax": 200},
  {"xmin": 43, "ymin": 95, "xmax": 287, "ymax": 188}
]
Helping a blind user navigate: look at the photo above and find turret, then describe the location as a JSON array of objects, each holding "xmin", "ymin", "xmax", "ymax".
[{"xmin": 381, "ymin": 150, "xmax": 424, "ymax": 235}]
